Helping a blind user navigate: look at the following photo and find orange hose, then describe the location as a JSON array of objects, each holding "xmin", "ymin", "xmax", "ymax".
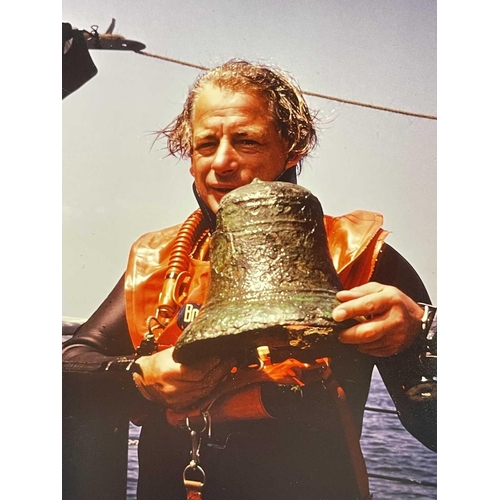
[{"xmin": 156, "ymin": 210, "xmax": 208, "ymax": 318}]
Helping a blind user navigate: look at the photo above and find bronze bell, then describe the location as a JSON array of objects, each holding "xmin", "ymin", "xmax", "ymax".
[{"xmin": 173, "ymin": 179, "xmax": 357, "ymax": 365}]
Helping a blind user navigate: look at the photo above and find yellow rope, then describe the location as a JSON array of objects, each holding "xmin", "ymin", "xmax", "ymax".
[
  {"xmin": 137, "ymin": 51, "xmax": 208, "ymax": 71},
  {"xmin": 136, "ymin": 51, "xmax": 437, "ymax": 121}
]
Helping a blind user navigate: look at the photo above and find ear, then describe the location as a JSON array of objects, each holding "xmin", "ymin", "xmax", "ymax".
[
  {"xmin": 284, "ymin": 152, "xmax": 303, "ymax": 169},
  {"xmin": 189, "ymin": 163, "xmax": 195, "ymax": 177}
]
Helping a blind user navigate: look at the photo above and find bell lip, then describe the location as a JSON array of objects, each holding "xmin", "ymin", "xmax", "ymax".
[
  {"xmin": 173, "ymin": 302, "xmax": 359, "ymax": 365},
  {"xmin": 172, "ymin": 318, "xmax": 358, "ymax": 366}
]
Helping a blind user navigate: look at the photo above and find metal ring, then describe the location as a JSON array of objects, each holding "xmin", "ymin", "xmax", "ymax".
[
  {"xmin": 182, "ymin": 462, "xmax": 206, "ymax": 487},
  {"xmin": 185, "ymin": 413, "xmax": 208, "ymax": 433}
]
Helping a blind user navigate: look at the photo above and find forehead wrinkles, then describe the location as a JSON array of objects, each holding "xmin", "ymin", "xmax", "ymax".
[
  {"xmin": 190, "ymin": 85, "xmax": 275, "ymax": 132},
  {"xmin": 194, "ymin": 114, "xmax": 270, "ymax": 138}
]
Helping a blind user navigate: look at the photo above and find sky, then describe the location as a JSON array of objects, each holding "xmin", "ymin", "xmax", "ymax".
[{"xmin": 62, "ymin": 0, "xmax": 437, "ymax": 319}]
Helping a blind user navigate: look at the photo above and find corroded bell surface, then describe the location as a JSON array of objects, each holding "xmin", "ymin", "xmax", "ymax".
[{"xmin": 173, "ymin": 179, "xmax": 356, "ymax": 365}]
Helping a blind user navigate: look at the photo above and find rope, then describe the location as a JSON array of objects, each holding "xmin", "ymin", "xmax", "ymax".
[
  {"xmin": 136, "ymin": 51, "xmax": 437, "ymax": 120},
  {"xmin": 137, "ymin": 51, "xmax": 208, "ymax": 71},
  {"xmin": 303, "ymin": 90, "xmax": 437, "ymax": 120}
]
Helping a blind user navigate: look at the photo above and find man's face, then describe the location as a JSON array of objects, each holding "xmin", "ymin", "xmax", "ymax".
[{"xmin": 190, "ymin": 84, "xmax": 299, "ymax": 213}]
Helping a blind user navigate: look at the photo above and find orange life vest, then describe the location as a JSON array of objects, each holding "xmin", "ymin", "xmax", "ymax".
[
  {"xmin": 124, "ymin": 210, "xmax": 386, "ymax": 500},
  {"xmin": 124, "ymin": 210, "xmax": 389, "ymax": 351}
]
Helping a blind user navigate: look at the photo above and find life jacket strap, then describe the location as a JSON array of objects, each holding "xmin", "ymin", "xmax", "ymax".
[{"xmin": 322, "ymin": 370, "xmax": 372, "ymax": 500}]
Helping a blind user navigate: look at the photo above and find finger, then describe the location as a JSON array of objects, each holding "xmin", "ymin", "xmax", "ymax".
[
  {"xmin": 339, "ymin": 327, "xmax": 402, "ymax": 357},
  {"xmin": 333, "ymin": 294, "xmax": 386, "ymax": 322},
  {"xmin": 143, "ymin": 347, "xmax": 219, "ymax": 382},
  {"xmin": 173, "ymin": 361, "xmax": 236, "ymax": 408},
  {"xmin": 175, "ymin": 356, "xmax": 227, "ymax": 382},
  {"xmin": 337, "ymin": 319, "xmax": 385, "ymax": 345},
  {"xmin": 336, "ymin": 282, "xmax": 385, "ymax": 301}
]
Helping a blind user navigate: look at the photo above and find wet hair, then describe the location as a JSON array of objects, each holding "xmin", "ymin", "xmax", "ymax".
[{"xmin": 157, "ymin": 59, "xmax": 318, "ymax": 173}]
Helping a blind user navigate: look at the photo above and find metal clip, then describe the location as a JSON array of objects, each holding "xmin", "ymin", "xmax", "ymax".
[
  {"xmin": 183, "ymin": 414, "xmax": 209, "ymax": 491},
  {"xmin": 83, "ymin": 20, "xmax": 146, "ymax": 52},
  {"xmin": 182, "ymin": 462, "xmax": 206, "ymax": 491}
]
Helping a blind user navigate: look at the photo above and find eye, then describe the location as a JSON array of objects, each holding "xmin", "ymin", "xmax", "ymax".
[
  {"xmin": 196, "ymin": 141, "xmax": 215, "ymax": 149},
  {"xmin": 237, "ymin": 139, "xmax": 260, "ymax": 150},
  {"xmin": 195, "ymin": 142, "xmax": 217, "ymax": 155}
]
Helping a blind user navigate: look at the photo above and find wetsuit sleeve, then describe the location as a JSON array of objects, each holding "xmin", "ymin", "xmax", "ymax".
[
  {"xmin": 62, "ymin": 275, "xmax": 154, "ymax": 496},
  {"xmin": 63, "ymin": 275, "xmax": 134, "ymax": 360},
  {"xmin": 371, "ymin": 244, "xmax": 437, "ymax": 452},
  {"xmin": 62, "ymin": 275, "xmax": 148, "ymax": 412}
]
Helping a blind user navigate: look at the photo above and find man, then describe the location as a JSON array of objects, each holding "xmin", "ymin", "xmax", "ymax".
[{"xmin": 63, "ymin": 60, "xmax": 436, "ymax": 500}]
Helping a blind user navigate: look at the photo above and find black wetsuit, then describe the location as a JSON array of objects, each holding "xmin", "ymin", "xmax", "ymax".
[{"xmin": 63, "ymin": 238, "xmax": 435, "ymax": 500}]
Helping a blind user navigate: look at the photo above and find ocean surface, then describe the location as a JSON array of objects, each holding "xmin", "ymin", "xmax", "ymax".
[{"xmin": 125, "ymin": 368, "xmax": 437, "ymax": 499}]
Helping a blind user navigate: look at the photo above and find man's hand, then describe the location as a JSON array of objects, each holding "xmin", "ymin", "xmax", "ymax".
[
  {"xmin": 332, "ymin": 282, "xmax": 424, "ymax": 357},
  {"xmin": 133, "ymin": 347, "xmax": 234, "ymax": 411}
]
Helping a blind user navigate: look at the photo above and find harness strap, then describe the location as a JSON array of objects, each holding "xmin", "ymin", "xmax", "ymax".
[
  {"xmin": 185, "ymin": 481, "xmax": 203, "ymax": 500},
  {"xmin": 323, "ymin": 373, "xmax": 372, "ymax": 500}
]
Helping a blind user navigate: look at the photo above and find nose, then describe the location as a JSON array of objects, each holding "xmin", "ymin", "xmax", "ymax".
[{"xmin": 211, "ymin": 139, "xmax": 238, "ymax": 175}]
